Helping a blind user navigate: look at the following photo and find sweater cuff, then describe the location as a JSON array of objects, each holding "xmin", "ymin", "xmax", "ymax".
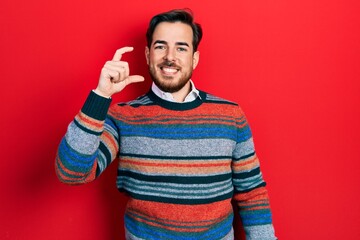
[{"xmin": 81, "ymin": 90, "xmax": 112, "ymax": 121}]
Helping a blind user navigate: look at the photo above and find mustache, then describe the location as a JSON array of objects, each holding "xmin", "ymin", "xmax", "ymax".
[{"xmin": 158, "ymin": 61, "xmax": 180, "ymax": 68}]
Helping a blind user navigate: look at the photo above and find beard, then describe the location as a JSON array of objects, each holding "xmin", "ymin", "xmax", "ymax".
[{"xmin": 149, "ymin": 60, "xmax": 193, "ymax": 93}]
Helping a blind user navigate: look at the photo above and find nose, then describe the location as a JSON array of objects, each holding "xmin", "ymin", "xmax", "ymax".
[{"xmin": 164, "ymin": 48, "xmax": 176, "ymax": 62}]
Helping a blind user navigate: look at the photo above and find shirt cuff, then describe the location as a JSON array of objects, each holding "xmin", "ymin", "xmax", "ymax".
[{"xmin": 81, "ymin": 90, "xmax": 112, "ymax": 121}]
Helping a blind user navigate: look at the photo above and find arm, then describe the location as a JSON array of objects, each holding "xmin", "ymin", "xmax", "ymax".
[
  {"xmin": 55, "ymin": 91, "xmax": 116, "ymax": 184},
  {"xmin": 55, "ymin": 47, "xmax": 144, "ymax": 184},
  {"xmin": 232, "ymin": 107, "xmax": 277, "ymax": 239}
]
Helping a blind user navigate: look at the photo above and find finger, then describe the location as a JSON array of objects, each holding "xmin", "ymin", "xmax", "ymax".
[
  {"xmin": 106, "ymin": 69, "xmax": 120, "ymax": 82},
  {"xmin": 112, "ymin": 47, "xmax": 134, "ymax": 61},
  {"xmin": 102, "ymin": 67, "xmax": 118, "ymax": 80},
  {"xmin": 106, "ymin": 62, "xmax": 129, "ymax": 79},
  {"xmin": 126, "ymin": 75, "xmax": 145, "ymax": 84},
  {"xmin": 105, "ymin": 61, "xmax": 129, "ymax": 69}
]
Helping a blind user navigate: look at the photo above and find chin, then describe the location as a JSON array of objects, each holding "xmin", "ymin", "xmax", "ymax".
[
  {"xmin": 150, "ymin": 68, "xmax": 191, "ymax": 93},
  {"xmin": 156, "ymin": 83, "xmax": 182, "ymax": 93}
]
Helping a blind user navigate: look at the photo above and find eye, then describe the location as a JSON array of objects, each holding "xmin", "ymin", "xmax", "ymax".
[
  {"xmin": 177, "ymin": 47, "xmax": 187, "ymax": 52},
  {"xmin": 154, "ymin": 45, "xmax": 166, "ymax": 50}
]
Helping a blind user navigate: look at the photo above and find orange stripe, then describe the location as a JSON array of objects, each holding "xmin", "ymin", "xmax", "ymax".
[
  {"xmin": 77, "ymin": 111, "xmax": 103, "ymax": 128},
  {"xmin": 127, "ymin": 213, "xmax": 209, "ymax": 232},
  {"xmin": 238, "ymin": 199, "xmax": 270, "ymax": 208},
  {"xmin": 55, "ymin": 162, "xmax": 78, "ymax": 183},
  {"xmin": 232, "ymin": 155, "xmax": 259, "ymax": 171},
  {"xmin": 111, "ymin": 103, "xmax": 241, "ymax": 118},
  {"xmin": 233, "ymin": 187, "xmax": 269, "ymax": 202},
  {"xmin": 240, "ymin": 205, "xmax": 270, "ymax": 211},
  {"xmin": 126, "ymin": 198, "xmax": 233, "ymax": 223},
  {"xmin": 119, "ymin": 158, "xmax": 232, "ymax": 175},
  {"xmin": 110, "ymin": 104, "xmax": 244, "ymax": 121},
  {"xmin": 56, "ymin": 156, "xmax": 86, "ymax": 177},
  {"xmin": 120, "ymin": 164, "xmax": 230, "ymax": 175},
  {"xmin": 100, "ymin": 131, "xmax": 118, "ymax": 159},
  {"xmin": 128, "ymin": 208, "xmax": 230, "ymax": 228},
  {"xmin": 56, "ymin": 155, "xmax": 97, "ymax": 183},
  {"xmin": 109, "ymin": 103, "xmax": 250, "ymax": 131},
  {"xmin": 121, "ymin": 159, "xmax": 229, "ymax": 168}
]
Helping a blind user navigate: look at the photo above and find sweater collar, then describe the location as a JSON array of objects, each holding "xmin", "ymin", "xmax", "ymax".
[
  {"xmin": 147, "ymin": 87, "xmax": 205, "ymax": 111},
  {"xmin": 151, "ymin": 80, "xmax": 202, "ymax": 103}
]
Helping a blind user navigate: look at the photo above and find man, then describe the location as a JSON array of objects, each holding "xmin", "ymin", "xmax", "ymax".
[{"xmin": 56, "ymin": 9, "xmax": 277, "ymax": 240}]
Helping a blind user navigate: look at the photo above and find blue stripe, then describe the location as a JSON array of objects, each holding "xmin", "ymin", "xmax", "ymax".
[
  {"xmin": 58, "ymin": 139, "xmax": 97, "ymax": 169},
  {"xmin": 119, "ymin": 126, "xmax": 237, "ymax": 140},
  {"xmin": 200, "ymin": 214, "xmax": 233, "ymax": 239},
  {"xmin": 125, "ymin": 214, "xmax": 194, "ymax": 240},
  {"xmin": 241, "ymin": 212, "xmax": 273, "ymax": 226},
  {"xmin": 236, "ymin": 126, "xmax": 252, "ymax": 142},
  {"xmin": 119, "ymin": 117, "xmax": 235, "ymax": 124},
  {"xmin": 125, "ymin": 212, "xmax": 233, "ymax": 240}
]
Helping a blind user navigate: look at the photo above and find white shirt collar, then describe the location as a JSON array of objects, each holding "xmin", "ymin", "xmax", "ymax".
[{"xmin": 151, "ymin": 80, "xmax": 201, "ymax": 103}]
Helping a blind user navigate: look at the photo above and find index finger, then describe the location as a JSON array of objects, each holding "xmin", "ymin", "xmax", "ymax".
[{"xmin": 112, "ymin": 46, "xmax": 134, "ymax": 61}]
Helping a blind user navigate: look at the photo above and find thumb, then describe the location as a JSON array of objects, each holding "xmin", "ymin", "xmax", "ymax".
[{"xmin": 126, "ymin": 75, "xmax": 145, "ymax": 84}]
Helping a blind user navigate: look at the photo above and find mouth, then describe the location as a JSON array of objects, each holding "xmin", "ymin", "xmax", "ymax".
[{"xmin": 159, "ymin": 66, "xmax": 180, "ymax": 76}]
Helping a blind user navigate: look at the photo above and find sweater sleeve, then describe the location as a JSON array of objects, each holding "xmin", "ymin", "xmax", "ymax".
[
  {"xmin": 55, "ymin": 91, "xmax": 119, "ymax": 184},
  {"xmin": 232, "ymin": 107, "xmax": 277, "ymax": 239}
]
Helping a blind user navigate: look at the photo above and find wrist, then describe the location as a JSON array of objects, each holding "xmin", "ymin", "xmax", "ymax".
[{"xmin": 93, "ymin": 88, "xmax": 111, "ymax": 99}]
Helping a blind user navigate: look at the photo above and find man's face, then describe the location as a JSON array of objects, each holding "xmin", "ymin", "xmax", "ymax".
[{"xmin": 145, "ymin": 22, "xmax": 199, "ymax": 93}]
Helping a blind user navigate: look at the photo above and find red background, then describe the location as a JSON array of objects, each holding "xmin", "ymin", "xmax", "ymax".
[{"xmin": 1, "ymin": 0, "xmax": 360, "ymax": 239}]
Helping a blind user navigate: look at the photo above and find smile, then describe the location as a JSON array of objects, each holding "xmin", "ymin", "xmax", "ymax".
[{"xmin": 160, "ymin": 67, "xmax": 179, "ymax": 75}]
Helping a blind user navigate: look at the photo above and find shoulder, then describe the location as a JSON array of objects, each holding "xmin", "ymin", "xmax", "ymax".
[
  {"xmin": 112, "ymin": 93, "xmax": 154, "ymax": 109},
  {"xmin": 200, "ymin": 90, "xmax": 238, "ymax": 106},
  {"xmin": 107, "ymin": 93, "xmax": 156, "ymax": 119},
  {"xmin": 200, "ymin": 90, "xmax": 248, "ymax": 118}
]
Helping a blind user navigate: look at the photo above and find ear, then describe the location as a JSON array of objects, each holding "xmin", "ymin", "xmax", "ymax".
[
  {"xmin": 145, "ymin": 47, "xmax": 150, "ymax": 65},
  {"xmin": 192, "ymin": 51, "xmax": 200, "ymax": 69}
]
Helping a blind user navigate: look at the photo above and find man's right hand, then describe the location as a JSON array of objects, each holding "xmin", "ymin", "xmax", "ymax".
[{"xmin": 94, "ymin": 47, "xmax": 145, "ymax": 98}]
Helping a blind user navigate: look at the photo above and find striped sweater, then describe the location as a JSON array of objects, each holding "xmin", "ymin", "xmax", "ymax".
[{"xmin": 56, "ymin": 90, "xmax": 276, "ymax": 239}]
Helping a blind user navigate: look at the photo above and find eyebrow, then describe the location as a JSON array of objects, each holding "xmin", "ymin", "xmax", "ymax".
[{"xmin": 153, "ymin": 40, "xmax": 190, "ymax": 47}]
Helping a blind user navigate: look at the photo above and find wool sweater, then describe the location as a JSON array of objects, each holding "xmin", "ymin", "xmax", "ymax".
[{"xmin": 56, "ymin": 89, "xmax": 276, "ymax": 240}]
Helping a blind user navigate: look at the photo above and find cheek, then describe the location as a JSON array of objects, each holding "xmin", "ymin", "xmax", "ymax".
[
  {"xmin": 148, "ymin": 58, "xmax": 156, "ymax": 67},
  {"xmin": 149, "ymin": 55, "xmax": 163, "ymax": 65},
  {"xmin": 183, "ymin": 57, "xmax": 194, "ymax": 68}
]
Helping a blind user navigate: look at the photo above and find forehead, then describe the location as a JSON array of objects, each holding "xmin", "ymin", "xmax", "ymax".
[{"xmin": 152, "ymin": 22, "xmax": 193, "ymax": 45}]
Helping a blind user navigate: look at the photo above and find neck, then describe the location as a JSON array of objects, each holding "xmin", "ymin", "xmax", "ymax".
[{"xmin": 171, "ymin": 81, "xmax": 192, "ymax": 102}]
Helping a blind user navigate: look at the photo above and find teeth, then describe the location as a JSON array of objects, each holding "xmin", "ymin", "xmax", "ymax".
[{"xmin": 162, "ymin": 67, "xmax": 177, "ymax": 73}]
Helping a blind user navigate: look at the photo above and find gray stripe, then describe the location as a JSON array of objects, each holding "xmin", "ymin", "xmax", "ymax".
[
  {"xmin": 121, "ymin": 137, "xmax": 235, "ymax": 157},
  {"xmin": 128, "ymin": 96, "xmax": 152, "ymax": 105},
  {"xmin": 244, "ymin": 224, "xmax": 276, "ymax": 240},
  {"xmin": 232, "ymin": 137, "xmax": 255, "ymax": 159},
  {"xmin": 104, "ymin": 122, "xmax": 118, "ymax": 139},
  {"xmin": 124, "ymin": 187, "xmax": 233, "ymax": 200},
  {"xmin": 66, "ymin": 122, "xmax": 100, "ymax": 154},
  {"xmin": 96, "ymin": 151, "xmax": 107, "ymax": 173},
  {"xmin": 118, "ymin": 169, "xmax": 231, "ymax": 177},
  {"xmin": 206, "ymin": 94, "xmax": 234, "ymax": 104}
]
